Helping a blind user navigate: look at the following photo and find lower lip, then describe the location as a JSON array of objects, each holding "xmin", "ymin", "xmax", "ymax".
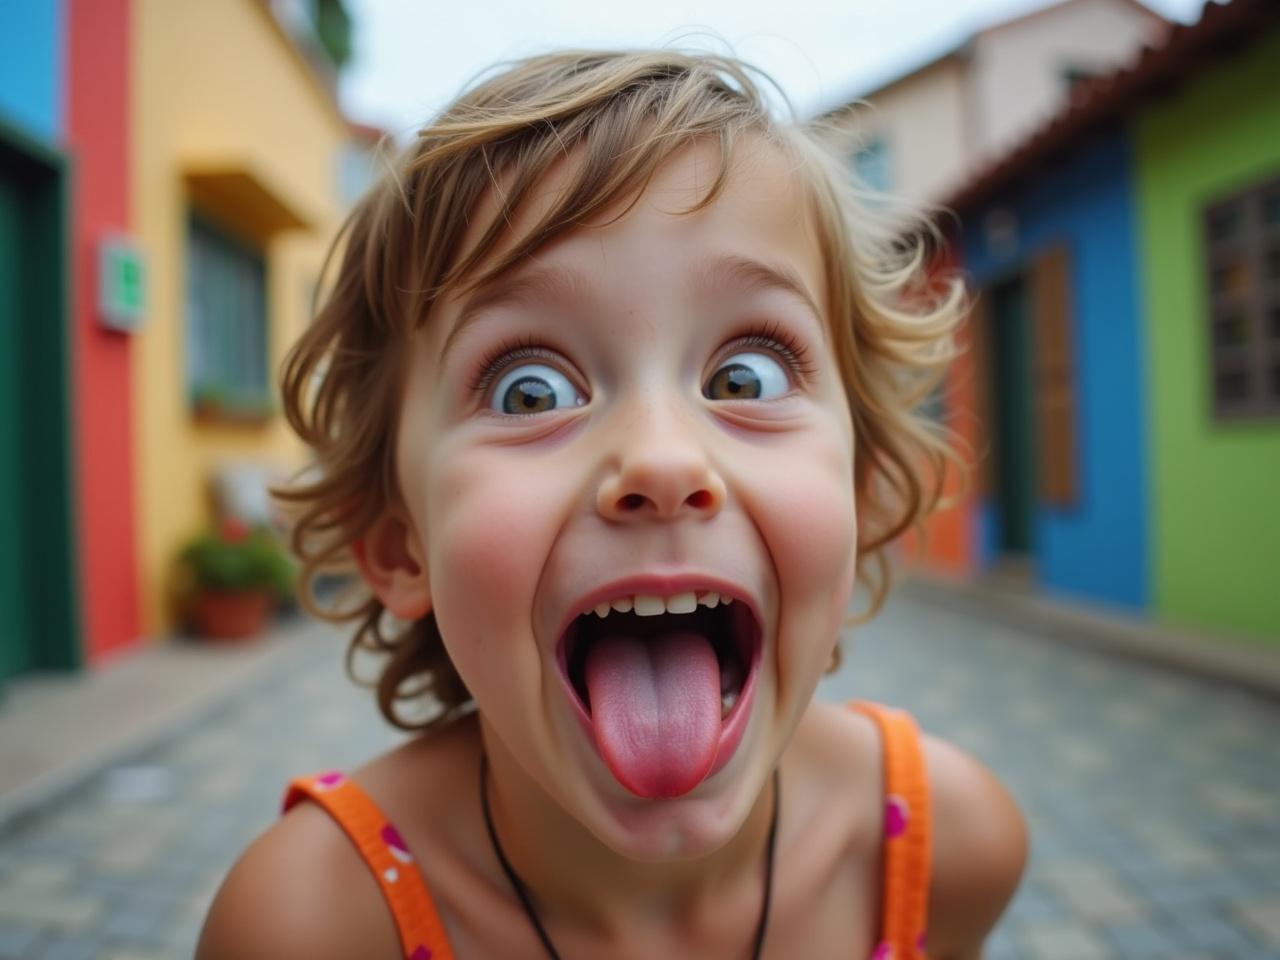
[{"xmin": 554, "ymin": 633, "xmax": 762, "ymax": 791}]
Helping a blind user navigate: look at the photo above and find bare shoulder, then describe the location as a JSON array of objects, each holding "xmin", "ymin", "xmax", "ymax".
[
  {"xmin": 195, "ymin": 798, "xmax": 399, "ymax": 960},
  {"xmin": 922, "ymin": 733, "xmax": 1028, "ymax": 960},
  {"xmin": 791, "ymin": 703, "xmax": 1025, "ymax": 957},
  {"xmin": 789, "ymin": 700, "xmax": 884, "ymax": 828},
  {"xmin": 195, "ymin": 718, "xmax": 487, "ymax": 960},
  {"xmin": 786, "ymin": 700, "xmax": 888, "ymax": 887}
]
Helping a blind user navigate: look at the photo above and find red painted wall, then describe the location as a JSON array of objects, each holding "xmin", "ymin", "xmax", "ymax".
[
  {"xmin": 902, "ymin": 246, "xmax": 978, "ymax": 578},
  {"xmin": 67, "ymin": 0, "xmax": 140, "ymax": 662}
]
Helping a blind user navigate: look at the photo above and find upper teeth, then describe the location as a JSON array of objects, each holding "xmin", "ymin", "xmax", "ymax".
[{"xmin": 592, "ymin": 592, "xmax": 732, "ymax": 618}]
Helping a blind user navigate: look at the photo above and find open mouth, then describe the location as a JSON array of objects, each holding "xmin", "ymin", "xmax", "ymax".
[
  {"xmin": 555, "ymin": 589, "xmax": 762, "ymax": 799},
  {"xmin": 563, "ymin": 594, "xmax": 757, "ymax": 718}
]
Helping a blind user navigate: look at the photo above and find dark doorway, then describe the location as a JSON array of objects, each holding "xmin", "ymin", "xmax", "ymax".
[{"xmin": 989, "ymin": 274, "xmax": 1036, "ymax": 558}]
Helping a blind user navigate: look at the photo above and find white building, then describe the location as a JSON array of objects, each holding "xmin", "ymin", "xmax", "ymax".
[{"xmin": 821, "ymin": 0, "xmax": 1169, "ymax": 203}]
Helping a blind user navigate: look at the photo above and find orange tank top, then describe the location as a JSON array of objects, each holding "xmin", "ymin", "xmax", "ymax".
[{"xmin": 281, "ymin": 700, "xmax": 932, "ymax": 960}]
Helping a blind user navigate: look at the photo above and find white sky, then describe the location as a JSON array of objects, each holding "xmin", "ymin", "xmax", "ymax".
[{"xmin": 340, "ymin": 0, "xmax": 1205, "ymax": 136}]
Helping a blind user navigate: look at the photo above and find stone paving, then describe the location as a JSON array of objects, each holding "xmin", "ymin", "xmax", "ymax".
[{"xmin": 0, "ymin": 594, "xmax": 1277, "ymax": 959}]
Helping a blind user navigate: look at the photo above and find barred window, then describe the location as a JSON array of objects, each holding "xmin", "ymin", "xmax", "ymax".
[
  {"xmin": 185, "ymin": 214, "xmax": 269, "ymax": 415},
  {"xmin": 1203, "ymin": 175, "xmax": 1280, "ymax": 420}
]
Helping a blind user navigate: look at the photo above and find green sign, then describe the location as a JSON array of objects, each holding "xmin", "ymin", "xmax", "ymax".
[{"xmin": 99, "ymin": 236, "xmax": 146, "ymax": 332}]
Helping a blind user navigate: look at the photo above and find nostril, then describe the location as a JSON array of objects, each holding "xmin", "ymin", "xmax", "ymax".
[
  {"xmin": 619, "ymin": 493, "xmax": 647, "ymax": 512},
  {"xmin": 686, "ymin": 489, "xmax": 714, "ymax": 510}
]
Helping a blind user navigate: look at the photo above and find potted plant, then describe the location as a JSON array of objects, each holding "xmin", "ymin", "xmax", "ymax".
[{"xmin": 178, "ymin": 518, "xmax": 296, "ymax": 640}]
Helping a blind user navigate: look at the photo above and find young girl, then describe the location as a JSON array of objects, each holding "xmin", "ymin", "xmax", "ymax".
[{"xmin": 197, "ymin": 50, "xmax": 1025, "ymax": 959}]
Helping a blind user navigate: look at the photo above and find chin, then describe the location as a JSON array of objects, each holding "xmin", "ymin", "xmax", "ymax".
[
  {"xmin": 578, "ymin": 713, "xmax": 776, "ymax": 862},
  {"xmin": 591, "ymin": 794, "xmax": 754, "ymax": 862}
]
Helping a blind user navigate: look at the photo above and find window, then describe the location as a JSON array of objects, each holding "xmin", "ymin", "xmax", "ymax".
[
  {"xmin": 310, "ymin": 0, "xmax": 353, "ymax": 69},
  {"xmin": 1203, "ymin": 175, "xmax": 1280, "ymax": 420},
  {"xmin": 853, "ymin": 137, "xmax": 892, "ymax": 194},
  {"xmin": 271, "ymin": 0, "xmax": 352, "ymax": 73},
  {"xmin": 185, "ymin": 214, "xmax": 269, "ymax": 416},
  {"xmin": 1061, "ymin": 65, "xmax": 1104, "ymax": 96}
]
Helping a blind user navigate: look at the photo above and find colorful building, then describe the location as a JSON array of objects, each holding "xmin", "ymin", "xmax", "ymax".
[
  {"xmin": 952, "ymin": 129, "xmax": 1150, "ymax": 612},
  {"xmin": 1134, "ymin": 14, "xmax": 1280, "ymax": 638},
  {"xmin": 0, "ymin": 0, "xmax": 357, "ymax": 681},
  {"xmin": 132, "ymin": 0, "xmax": 354, "ymax": 635},
  {"xmin": 0, "ymin": 0, "xmax": 134, "ymax": 680},
  {"xmin": 931, "ymin": 0, "xmax": 1280, "ymax": 642}
]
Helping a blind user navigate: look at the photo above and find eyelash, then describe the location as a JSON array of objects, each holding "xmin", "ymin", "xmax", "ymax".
[
  {"xmin": 468, "ymin": 336, "xmax": 563, "ymax": 396},
  {"xmin": 468, "ymin": 322, "xmax": 817, "ymax": 399},
  {"xmin": 724, "ymin": 320, "xmax": 818, "ymax": 384}
]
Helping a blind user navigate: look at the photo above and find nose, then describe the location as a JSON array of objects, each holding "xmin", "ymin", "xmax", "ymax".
[{"xmin": 596, "ymin": 407, "xmax": 726, "ymax": 523}]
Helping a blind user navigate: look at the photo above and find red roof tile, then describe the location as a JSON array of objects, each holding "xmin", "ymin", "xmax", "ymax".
[{"xmin": 946, "ymin": 0, "xmax": 1280, "ymax": 214}]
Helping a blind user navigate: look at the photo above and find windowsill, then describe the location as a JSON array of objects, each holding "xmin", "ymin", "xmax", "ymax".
[{"xmin": 191, "ymin": 393, "xmax": 276, "ymax": 427}]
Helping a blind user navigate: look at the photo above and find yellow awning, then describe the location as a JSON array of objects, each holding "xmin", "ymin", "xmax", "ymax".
[{"xmin": 184, "ymin": 162, "xmax": 311, "ymax": 239}]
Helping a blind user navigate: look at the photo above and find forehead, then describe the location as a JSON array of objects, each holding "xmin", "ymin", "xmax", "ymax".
[{"xmin": 440, "ymin": 134, "xmax": 824, "ymax": 317}]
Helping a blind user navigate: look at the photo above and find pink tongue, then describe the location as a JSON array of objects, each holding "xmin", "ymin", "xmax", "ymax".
[{"xmin": 584, "ymin": 630, "xmax": 722, "ymax": 799}]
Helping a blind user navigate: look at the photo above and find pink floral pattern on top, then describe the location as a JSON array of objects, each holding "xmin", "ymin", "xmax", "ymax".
[
  {"xmin": 852, "ymin": 702, "xmax": 931, "ymax": 959},
  {"xmin": 285, "ymin": 700, "xmax": 928, "ymax": 960},
  {"xmin": 282, "ymin": 772, "xmax": 454, "ymax": 960},
  {"xmin": 869, "ymin": 924, "xmax": 926, "ymax": 958},
  {"xmin": 867, "ymin": 783, "xmax": 924, "ymax": 959},
  {"xmin": 382, "ymin": 823, "xmax": 415, "ymax": 863},
  {"xmin": 313, "ymin": 770, "xmax": 346, "ymax": 791},
  {"xmin": 884, "ymin": 794, "xmax": 909, "ymax": 839}
]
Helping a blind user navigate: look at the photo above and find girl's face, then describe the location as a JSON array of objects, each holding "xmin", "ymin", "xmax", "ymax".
[{"xmin": 395, "ymin": 138, "xmax": 858, "ymax": 858}]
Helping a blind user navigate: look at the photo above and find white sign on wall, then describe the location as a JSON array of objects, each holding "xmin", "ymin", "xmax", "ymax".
[{"xmin": 98, "ymin": 235, "xmax": 146, "ymax": 332}]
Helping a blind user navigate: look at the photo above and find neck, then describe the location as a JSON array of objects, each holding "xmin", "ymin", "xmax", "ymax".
[{"xmin": 477, "ymin": 717, "xmax": 777, "ymax": 940}]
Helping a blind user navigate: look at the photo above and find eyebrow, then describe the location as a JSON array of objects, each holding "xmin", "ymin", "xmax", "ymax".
[
  {"xmin": 440, "ymin": 262, "xmax": 593, "ymax": 365},
  {"xmin": 438, "ymin": 252, "xmax": 822, "ymax": 364},
  {"xmin": 689, "ymin": 254, "xmax": 823, "ymax": 326}
]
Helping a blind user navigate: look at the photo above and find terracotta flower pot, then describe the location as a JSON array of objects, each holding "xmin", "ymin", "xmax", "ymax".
[{"xmin": 190, "ymin": 588, "xmax": 272, "ymax": 640}]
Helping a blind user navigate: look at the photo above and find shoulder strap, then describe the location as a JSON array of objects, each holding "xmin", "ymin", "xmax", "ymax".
[
  {"xmin": 282, "ymin": 771, "xmax": 457, "ymax": 960},
  {"xmin": 848, "ymin": 701, "xmax": 932, "ymax": 960}
]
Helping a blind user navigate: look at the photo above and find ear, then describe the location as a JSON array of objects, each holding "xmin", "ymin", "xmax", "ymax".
[{"xmin": 351, "ymin": 509, "xmax": 431, "ymax": 620}]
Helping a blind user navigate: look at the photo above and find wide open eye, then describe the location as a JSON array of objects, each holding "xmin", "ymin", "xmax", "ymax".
[
  {"xmin": 703, "ymin": 352, "xmax": 789, "ymax": 401},
  {"xmin": 489, "ymin": 363, "xmax": 584, "ymax": 415}
]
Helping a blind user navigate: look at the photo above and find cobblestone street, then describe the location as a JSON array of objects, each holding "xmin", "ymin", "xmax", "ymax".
[{"xmin": 0, "ymin": 593, "xmax": 1277, "ymax": 959}]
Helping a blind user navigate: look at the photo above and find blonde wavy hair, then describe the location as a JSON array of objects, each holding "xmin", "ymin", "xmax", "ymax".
[{"xmin": 276, "ymin": 49, "xmax": 964, "ymax": 732}]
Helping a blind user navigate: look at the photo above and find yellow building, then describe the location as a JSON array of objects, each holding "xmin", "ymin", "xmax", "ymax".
[{"xmin": 132, "ymin": 0, "xmax": 354, "ymax": 632}]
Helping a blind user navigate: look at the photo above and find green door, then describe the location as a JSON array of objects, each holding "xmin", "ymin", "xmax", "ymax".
[
  {"xmin": 0, "ymin": 167, "xmax": 32, "ymax": 680},
  {"xmin": 0, "ymin": 124, "xmax": 78, "ymax": 683},
  {"xmin": 990, "ymin": 276, "xmax": 1036, "ymax": 556}
]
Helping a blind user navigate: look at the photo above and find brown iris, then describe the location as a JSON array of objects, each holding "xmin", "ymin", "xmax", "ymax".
[
  {"xmin": 501, "ymin": 377, "xmax": 557, "ymax": 414},
  {"xmin": 705, "ymin": 363, "xmax": 762, "ymax": 400}
]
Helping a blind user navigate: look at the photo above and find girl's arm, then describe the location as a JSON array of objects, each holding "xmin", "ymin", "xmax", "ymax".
[
  {"xmin": 196, "ymin": 803, "xmax": 401, "ymax": 960},
  {"xmin": 922, "ymin": 735, "xmax": 1029, "ymax": 960}
]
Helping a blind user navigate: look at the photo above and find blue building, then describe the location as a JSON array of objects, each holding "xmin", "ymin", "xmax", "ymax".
[{"xmin": 955, "ymin": 131, "xmax": 1149, "ymax": 611}]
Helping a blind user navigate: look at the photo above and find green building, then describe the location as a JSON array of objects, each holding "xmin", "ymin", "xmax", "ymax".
[{"xmin": 1135, "ymin": 15, "xmax": 1280, "ymax": 640}]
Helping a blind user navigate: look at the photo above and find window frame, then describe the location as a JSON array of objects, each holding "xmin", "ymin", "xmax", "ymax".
[
  {"xmin": 184, "ymin": 212, "xmax": 272, "ymax": 421},
  {"xmin": 1202, "ymin": 174, "xmax": 1280, "ymax": 422}
]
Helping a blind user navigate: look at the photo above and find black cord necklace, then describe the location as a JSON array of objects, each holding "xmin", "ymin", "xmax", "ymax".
[{"xmin": 480, "ymin": 756, "xmax": 781, "ymax": 960}]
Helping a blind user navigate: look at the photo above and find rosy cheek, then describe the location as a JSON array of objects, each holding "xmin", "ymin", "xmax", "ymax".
[
  {"xmin": 771, "ymin": 451, "xmax": 855, "ymax": 572},
  {"xmin": 746, "ymin": 435, "xmax": 857, "ymax": 640},
  {"xmin": 424, "ymin": 447, "xmax": 567, "ymax": 683}
]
